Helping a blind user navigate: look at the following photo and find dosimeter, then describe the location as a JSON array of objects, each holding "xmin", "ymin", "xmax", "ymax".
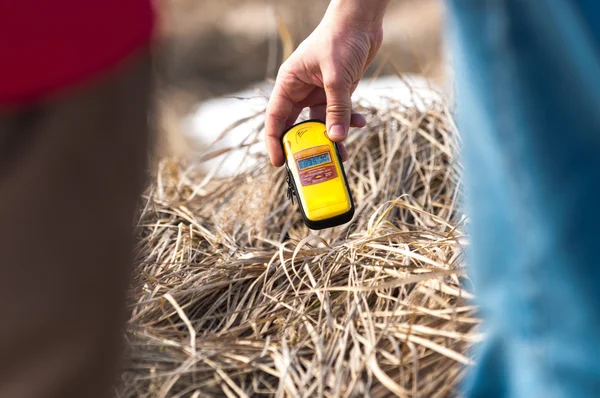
[{"xmin": 281, "ymin": 120, "xmax": 355, "ymax": 229}]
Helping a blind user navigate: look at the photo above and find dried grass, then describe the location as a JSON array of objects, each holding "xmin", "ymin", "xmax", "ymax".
[{"xmin": 118, "ymin": 96, "xmax": 479, "ymax": 397}]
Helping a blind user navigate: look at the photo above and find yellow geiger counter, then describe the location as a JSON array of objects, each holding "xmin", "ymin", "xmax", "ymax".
[{"xmin": 281, "ymin": 120, "xmax": 355, "ymax": 229}]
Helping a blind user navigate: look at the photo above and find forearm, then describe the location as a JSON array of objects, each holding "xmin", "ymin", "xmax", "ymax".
[{"xmin": 325, "ymin": 0, "xmax": 391, "ymax": 31}]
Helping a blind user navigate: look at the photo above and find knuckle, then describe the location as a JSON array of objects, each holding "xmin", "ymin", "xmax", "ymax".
[
  {"xmin": 324, "ymin": 69, "xmax": 351, "ymax": 90},
  {"xmin": 326, "ymin": 103, "xmax": 351, "ymax": 117},
  {"xmin": 266, "ymin": 102, "xmax": 285, "ymax": 117},
  {"xmin": 278, "ymin": 59, "xmax": 292, "ymax": 75}
]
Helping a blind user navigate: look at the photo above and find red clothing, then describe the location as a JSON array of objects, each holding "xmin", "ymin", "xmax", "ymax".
[{"xmin": 0, "ymin": 1, "xmax": 155, "ymax": 104}]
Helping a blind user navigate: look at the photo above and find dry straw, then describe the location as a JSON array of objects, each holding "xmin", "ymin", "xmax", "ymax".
[{"xmin": 119, "ymin": 94, "xmax": 480, "ymax": 397}]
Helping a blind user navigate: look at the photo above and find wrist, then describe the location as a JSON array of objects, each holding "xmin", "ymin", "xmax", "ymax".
[{"xmin": 325, "ymin": 0, "xmax": 390, "ymax": 32}]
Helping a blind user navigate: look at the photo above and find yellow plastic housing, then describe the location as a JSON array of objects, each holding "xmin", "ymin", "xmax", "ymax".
[{"xmin": 282, "ymin": 120, "xmax": 353, "ymax": 227}]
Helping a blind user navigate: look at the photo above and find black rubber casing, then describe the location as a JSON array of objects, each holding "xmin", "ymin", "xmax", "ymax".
[{"xmin": 281, "ymin": 120, "xmax": 355, "ymax": 230}]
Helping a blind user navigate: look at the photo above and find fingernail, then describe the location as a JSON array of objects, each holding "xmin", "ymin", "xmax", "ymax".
[{"xmin": 328, "ymin": 125, "xmax": 346, "ymax": 140}]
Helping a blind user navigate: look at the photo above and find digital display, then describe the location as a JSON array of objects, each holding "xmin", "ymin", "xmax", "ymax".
[{"xmin": 297, "ymin": 153, "xmax": 331, "ymax": 170}]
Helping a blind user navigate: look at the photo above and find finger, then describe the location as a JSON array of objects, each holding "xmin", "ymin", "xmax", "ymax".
[
  {"xmin": 309, "ymin": 104, "xmax": 326, "ymax": 122},
  {"xmin": 310, "ymin": 104, "xmax": 350, "ymax": 162},
  {"xmin": 299, "ymin": 87, "xmax": 326, "ymax": 108},
  {"xmin": 265, "ymin": 86, "xmax": 295, "ymax": 167},
  {"xmin": 289, "ymin": 76, "xmax": 358, "ymax": 110},
  {"xmin": 286, "ymin": 105, "xmax": 303, "ymax": 130},
  {"xmin": 302, "ymin": 87, "xmax": 361, "ymax": 125},
  {"xmin": 338, "ymin": 142, "xmax": 349, "ymax": 162},
  {"xmin": 311, "ymin": 105, "xmax": 365, "ymax": 128},
  {"xmin": 323, "ymin": 71, "xmax": 353, "ymax": 142},
  {"xmin": 350, "ymin": 112, "xmax": 366, "ymax": 128},
  {"xmin": 303, "ymin": 76, "xmax": 360, "ymax": 124}
]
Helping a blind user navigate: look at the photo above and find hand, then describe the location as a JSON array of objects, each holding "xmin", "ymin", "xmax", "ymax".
[{"xmin": 265, "ymin": 7, "xmax": 385, "ymax": 167}]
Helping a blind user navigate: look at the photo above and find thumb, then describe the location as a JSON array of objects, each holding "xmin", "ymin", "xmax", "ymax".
[{"xmin": 323, "ymin": 73, "xmax": 353, "ymax": 142}]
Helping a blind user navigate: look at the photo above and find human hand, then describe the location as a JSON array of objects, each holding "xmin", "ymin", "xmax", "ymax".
[{"xmin": 265, "ymin": 2, "xmax": 386, "ymax": 166}]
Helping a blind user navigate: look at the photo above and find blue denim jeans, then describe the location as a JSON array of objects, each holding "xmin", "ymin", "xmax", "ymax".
[{"xmin": 448, "ymin": 0, "xmax": 600, "ymax": 396}]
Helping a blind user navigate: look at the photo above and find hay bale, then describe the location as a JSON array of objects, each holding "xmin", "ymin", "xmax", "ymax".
[{"xmin": 120, "ymin": 97, "xmax": 479, "ymax": 397}]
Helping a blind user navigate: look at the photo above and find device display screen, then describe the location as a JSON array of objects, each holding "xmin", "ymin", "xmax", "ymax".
[{"xmin": 297, "ymin": 153, "xmax": 331, "ymax": 170}]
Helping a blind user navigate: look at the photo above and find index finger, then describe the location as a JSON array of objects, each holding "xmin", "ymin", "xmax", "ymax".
[{"xmin": 265, "ymin": 84, "xmax": 295, "ymax": 167}]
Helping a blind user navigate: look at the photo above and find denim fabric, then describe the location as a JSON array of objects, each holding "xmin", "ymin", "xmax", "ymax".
[{"xmin": 447, "ymin": 0, "xmax": 600, "ymax": 397}]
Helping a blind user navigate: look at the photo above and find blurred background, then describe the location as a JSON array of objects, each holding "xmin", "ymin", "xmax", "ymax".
[{"xmin": 152, "ymin": 0, "xmax": 446, "ymax": 156}]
